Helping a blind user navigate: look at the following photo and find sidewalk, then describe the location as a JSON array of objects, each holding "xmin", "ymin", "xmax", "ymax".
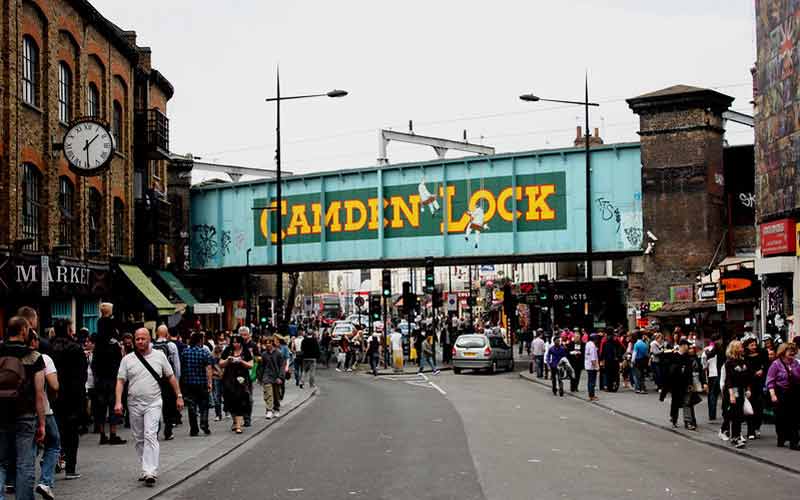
[
  {"xmin": 52, "ymin": 384, "xmax": 316, "ymax": 500},
  {"xmin": 519, "ymin": 371, "xmax": 800, "ymax": 475}
]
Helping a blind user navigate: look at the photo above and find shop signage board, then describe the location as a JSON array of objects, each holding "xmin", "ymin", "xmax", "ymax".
[
  {"xmin": 191, "ymin": 143, "xmax": 642, "ymax": 269},
  {"xmin": 760, "ymin": 218, "xmax": 796, "ymax": 256},
  {"xmin": 0, "ymin": 255, "xmax": 110, "ymax": 298},
  {"xmin": 698, "ymin": 283, "xmax": 717, "ymax": 301},
  {"xmin": 669, "ymin": 285, "xmax": 693, "ymax": 303}
]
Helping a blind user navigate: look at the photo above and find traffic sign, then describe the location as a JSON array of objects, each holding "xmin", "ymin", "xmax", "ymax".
[
  {"xmin": 354, "ymin": 296, "xmax": 365, "ymax": 308},
  {"xmin": 446, "ymin": 293, "xmax": 458, "ymax": 311}
]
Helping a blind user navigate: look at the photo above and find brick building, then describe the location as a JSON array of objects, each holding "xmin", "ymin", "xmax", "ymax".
[
  {"xmin": 0, "ymin": 0, "xmax": 175, "ymax": 333},
  {"xmin": 753, "ymin": 0, "xmax": 800, "ymax": 340}
]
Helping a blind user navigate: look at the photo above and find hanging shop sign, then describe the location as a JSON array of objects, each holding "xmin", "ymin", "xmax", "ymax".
[
  {"xmin": 0, "ymin": 255, "xmax": 110, "ymax": 298},
  {"xmin": 720, "ymin": 269, "xmax": 759, "ymax": 299},
  {"xmin": 698, "ymin": 283, "xmax": 718, "ymax": 301},
  {"xmin": 760, "ymin": 218, "xmax": 796, "ymax": 256}
]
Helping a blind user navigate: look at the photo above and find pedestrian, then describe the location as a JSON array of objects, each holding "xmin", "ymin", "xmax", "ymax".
[
  {"xmin": 366, "ymin": 332, "xmax": 381, "ymax": 376},
  {"xmin": 649, "ymin": 333, "xmax": 665, "ymax": 390},
  {"xmin": 114, "ymin": 328, "xmax": 183, "ymax": 486},
  {"xmin": 49, "ymin": 318, "xmax": 87, "ymax": 482},
  {"xmin": 585, "ymin": 334, "xmax": 600, "ymax": 401},
  {"xmin": 666, "ymin": 339, "xmax": 704, "ymax": 430},
  {"xmin": 532, "ymin": 331, "xmax": 546, "ymax": 378},
  {"xmin": 259, "ymin": 337, "xmax": 285, "ymax": 419},
  {"xmin": 277, "ymin": 336, "xmax": 291, "ymax": 401},
  {"xmin": 766, "ymin": 342, "xmax": 799, "ymax": 449},
  {"xmin": 0, "ymin": 316, "xmax": 46, "ymax": 500},
  {"xmin": 701, "ymin": 334, "xmax": 723, "ymax": 421},
  {"xmin": 152, "ymin": 325, "xmax": 181, "ymax": 440},
  {"xmin": 210, "ymin": 344, "xmax": 225, "ymax": 421},
  {"xmin": 81, "ymin": 336, "xmax": 95, "ymax": 435},
  {"xmin": 219, "ymin": 335, "xmax": 253, "ymax": 434},
  {"xmin": 419, "ymin": 335, "xmax": 440, "ymax": 375},
  {"xmin": 92, "ymin": 303, "xmax": 126, "ymax": 445},
  {"xmin": 566, "ymin": 332, "xmax": 584, "ymax": 392},
  {"xmin": 546, "ymin": 336, "xmax": 569, "ymax": 397},
  {"xmin": 631, "ymin": 332, "xmax": 650, "ymax": 394},
  {"xmin": 29, "ymin": 331, "xmax": 60, "ymax": 500},
  {"xmin": 320, "ymin": 330, "xmax": 332, "ymax": 368},
  {"xmin": 234, "ymin": 327, "xmax": 258, "ymax": 427},
  {"xmin": 743, "ymin": 337, "xmax": 768, "ymax": 440},
  {"xmin": 600, "ymin": 331, "xmax": 623, "ymax": 392},
  {"xmin": 180, "ymin": 332, "xmax": 216, "ymax": 437},
  {"xmin": 390, "ymin": 328, "xmax": 404, "ymax": 373},
  {"xmin": 301, "ymin": 331, "xmax": 320, "ymax": 388},
  {"xmin": 723, "ymin": 340, "xmax": 751, "ymax": 449},
  {"xmin": 292, "ymin": 333, "xmax": 304, "ymax": 384}
]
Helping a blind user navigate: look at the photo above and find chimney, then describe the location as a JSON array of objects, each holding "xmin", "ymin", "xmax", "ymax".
[
  {"xmin": 573, "ymin": 125, "xmax": 604, "ymax": 147},
  {"xmin": 593, "ymin": 127, "xmax": 599, "ymax": 138}
]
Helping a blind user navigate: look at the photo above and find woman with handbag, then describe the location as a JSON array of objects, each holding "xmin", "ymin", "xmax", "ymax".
[
  {"xmin": 723, "ymin": 340, "xmax": 751, "ymax": 449},
  {"xmin": 743, "ymin": 337, "xmax": 768, "ymax": 440},
  {"xmin": 766, "ymin": 342, "xmax": 799, "ymax": 450},
  {"xmin": 219, "ymin": 335, "xmax": 253, "ymax": 434}
]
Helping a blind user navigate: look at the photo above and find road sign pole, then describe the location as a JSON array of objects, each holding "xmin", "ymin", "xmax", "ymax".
[{"xmin": 383, "ymin": 295, "xmax": 389, "ymax": 368}]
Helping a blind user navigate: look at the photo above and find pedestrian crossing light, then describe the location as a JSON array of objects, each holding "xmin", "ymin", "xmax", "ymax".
[
  {"xmin": 369, "ymin": 295, "xmax": 381, "ymax": 322},
  {"xmin": 424, "ymin": 256, "xmax": 435, "ymax": 294},
  {"xmin": 382, "ymin": 269, "xmax": 392, "ymax": 297}
]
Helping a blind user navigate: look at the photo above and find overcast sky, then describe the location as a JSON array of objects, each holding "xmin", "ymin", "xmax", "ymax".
[{"xmin": 93, "ymin": 0, "xmax": 757, "ymax": 183}]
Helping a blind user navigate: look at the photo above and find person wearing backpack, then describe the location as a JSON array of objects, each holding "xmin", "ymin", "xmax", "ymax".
[
  {"xmin": 0, "ymin": 316, "xmax": 46, "ymax": 500},
  {"xmin": 114, "ymin": 328, "xmax": 183, "ymax": 486},
  {"xmin": 153, "ymin": 325, "xmax": 180, "ymax": 440}
]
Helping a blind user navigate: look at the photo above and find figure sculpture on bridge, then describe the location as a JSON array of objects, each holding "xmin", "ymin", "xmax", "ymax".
[
  {"xmin": 465, "ymin": 204, "xmax": 489, "ymax": 249},
  {"xmin": 418, "ymin": 176, "xmax": 440, "ymax": 215}
]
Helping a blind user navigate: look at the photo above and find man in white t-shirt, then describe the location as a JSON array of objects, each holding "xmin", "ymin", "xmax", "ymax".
[{"xmin": 114, "ymin": 328, "xmax": 183, "ymax": 486}]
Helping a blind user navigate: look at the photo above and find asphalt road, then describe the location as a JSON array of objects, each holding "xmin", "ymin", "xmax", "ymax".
[
  {"xmin": 163, "ymin": 370, "xmax": 484, "ymax": 500},
  {"xmin": 162, "ymin": 367, "xmax": 799, "ymax": 500}
]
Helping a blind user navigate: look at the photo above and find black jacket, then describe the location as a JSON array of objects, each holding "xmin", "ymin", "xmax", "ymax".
[
  {"xmin": 259, "ymin": 349, "xmax": 285, "ymax": 384},
  {"xmin": 50, "ymin": 336, "xmax": 88, "ymax": 415},
  {"xmin": 301, "ymin": 336, "xmax": 320, "ymax": 360},
  {"xmin": 667, "ymin": 352, "xmax": 694, "ymax": 395}
]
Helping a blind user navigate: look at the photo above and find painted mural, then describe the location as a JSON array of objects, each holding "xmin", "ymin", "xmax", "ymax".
[
  {"xmin": 190, "ymin": 143, "xmax": 642, "ymax": 269},
  {"xmin": 755, "ymin": 0, "xmax": 800, "ymax": 219}
]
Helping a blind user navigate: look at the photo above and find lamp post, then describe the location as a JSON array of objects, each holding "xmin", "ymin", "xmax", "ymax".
[
  {"xmin": 265, "ymin": 69, "xmax": 347, "ymax": 334},
  {"xmin": 520, "ymin": 76, "xmax": 599, "ymax": 330},
  {"xmin": 245, "ymin": 248, "xmax": 252, "ymax": 327}
]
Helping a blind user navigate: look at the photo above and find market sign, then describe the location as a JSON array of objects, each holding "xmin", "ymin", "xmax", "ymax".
[
  {"xmin": 760, "ymin": 218, "xmax": 796, "ymax": 256},
  {"xmin": 0, "ymin": 256, "xmax": 110, "ymax": 298}
]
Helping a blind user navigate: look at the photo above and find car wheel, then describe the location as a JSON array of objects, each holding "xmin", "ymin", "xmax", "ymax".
[
  {"xmin": 507, "ymin": 359, "xmax": 514, "ymax": 372},
  {"xmin": 489, "ymin": 361, "xmax": 497, "ymax": 374},
  {"xmin": 453, "ymin": 367, "xmax": 461, "ymax": 375}
]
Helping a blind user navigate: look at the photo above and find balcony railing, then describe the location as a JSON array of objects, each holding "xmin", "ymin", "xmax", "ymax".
[
  {"xmin": 135, "ymin": 190, "xmax": 171, "ymax": 244},
  {"xmin": 135, "ymin": 108, "xmax": 170, "ymax": 159}
]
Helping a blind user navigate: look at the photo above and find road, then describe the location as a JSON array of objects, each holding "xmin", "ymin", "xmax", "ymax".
[{"xmin": 162, "ymin": 368, "xmax": 799, "ymax": 500}]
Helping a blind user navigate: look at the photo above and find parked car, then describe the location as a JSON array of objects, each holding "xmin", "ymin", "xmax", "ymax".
[
  {"xmin": 345, "ymin": 314, "xmax": 369, "ymax": 327},
  {"xmin": 452, "ymin": 334, "xmax": 513, "ymax": 374},
  {"xmin": 331, "ymin": 322, "xmax": 355, "ymax": 341}
]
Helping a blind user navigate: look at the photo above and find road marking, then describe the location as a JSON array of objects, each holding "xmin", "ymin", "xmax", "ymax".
[
  {"xmin": 420, "ymin": 373, "xmax": 447, "ymax": 395},
  {"xmin": 527, "ymin": 459, "xmax": 541, "ymax": 463},
  {"xmin": 287, "ymin": 488, "xmax": 304, "ymax": 492}
]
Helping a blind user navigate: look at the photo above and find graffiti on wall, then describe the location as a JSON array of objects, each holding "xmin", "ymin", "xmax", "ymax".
[
  {"xmin": 192, "ymin": 225, "xmax": 218, "ymax": 267},
  {"xmin": 596, "ymin": 196, "xmax": 643, "ymax": 248}
]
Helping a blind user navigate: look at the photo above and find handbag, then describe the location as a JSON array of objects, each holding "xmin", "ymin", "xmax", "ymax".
[
  {"xmin": 742, "ymin": 396, "xmax": 754, "ymax": 416},
  {"xmin": 135, "ymin": 351, "xmax": 175, "ymax": 404}
]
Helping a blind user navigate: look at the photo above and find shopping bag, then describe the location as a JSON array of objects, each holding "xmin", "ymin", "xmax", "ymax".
[{"xmin": 743, "ymin": 396, "xmax": 754, "ymax": 416}]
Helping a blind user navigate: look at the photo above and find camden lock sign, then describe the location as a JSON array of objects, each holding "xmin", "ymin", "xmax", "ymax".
[{"xmin": 0, "ymin": 256, "xmax": 110, "ymax": 298}]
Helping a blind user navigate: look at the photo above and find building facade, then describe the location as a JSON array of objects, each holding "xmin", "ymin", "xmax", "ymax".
[{"xmin": 0, "ymin": 0, "xmax": 173, "ymax": 334}]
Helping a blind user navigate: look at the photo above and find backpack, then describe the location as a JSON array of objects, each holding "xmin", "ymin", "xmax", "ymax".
[
  {"xmin": 0, "ymin": 354, "xmax": 29, "ymax": 424},
  {"xmin": 152, "ymin": 342, "xmax": 176, "ymax": 371}
]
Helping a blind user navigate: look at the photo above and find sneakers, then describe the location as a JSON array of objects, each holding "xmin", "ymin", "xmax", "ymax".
[
  {"xmin": 214, "ymin": 416, "xmax": 222, "ymax": 422},
  {"xmin": 266, "ymin": 411, "xmax": 274, "ymax": 419},
  {"xmin": 718, "ymin": 431, "xmax": 730, "ymax": 442},
  {"xmin": 734, "ymin": 438, "xmax": 746, "ymax": 449},
  {"xmin": 64, "ymin": 472, "xmax": 81, "ymax": 480},
  {"xmin": 433, "ymin": 370, "xmax": 441, "ymax": 375},
  {"xmin": 755, "ymin": 430, "xmax": 761, "ymax": 439},
  {"xmin": 335, "ymin": 368, "xmax": 342, "ymax": 372},
  {"xmin": 138, "ymin": 474, "xmax": 147, "ymax": 482},
  {"xmin": 273, "ymin": 410, "xmax": 280, "ymax": 418},
  {"xmin": 747, "ymin": 435, "xmax": 756, "ymax": 441},
  {"xmin": 144, "ymin": 475, "xmax": 157, "ymax": 486},
  {"xmin": 35, "ymin": 484, "xmax": 54, "ymax": 500}
]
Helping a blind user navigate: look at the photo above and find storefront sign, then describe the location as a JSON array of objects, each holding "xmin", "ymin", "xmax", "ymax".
[
  {"xmin": 669, "ymin": 285, "xmax": 693, "ymax": 303},
  {"xmin": 760, "ymin": 218, "xmax": 796, "ymax": 256},
  {"xmin": 698, "ymin": 283, "xmax": 717, "ymax": 301},
  {"xmin": 720, "ymin": 269, "xmax": 759, "ymax": 299},
  {"xmin": 0, "ymin": 256, "xmax": 109, "ymax": 298}
]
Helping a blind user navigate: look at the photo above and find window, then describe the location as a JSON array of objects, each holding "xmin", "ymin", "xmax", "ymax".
[
  {"xmin": 58, "ymin": 177, "xmax": 75, "ymax": 253},
  {"xmin": 88, "ymin": 188, "xmax": 102, "ymax": 253},
  {"xmin": 21, "ymin": 36, "xmax": 38, "ymax": 106},
  {"xmin": 20, "ymin": 163, "xmax": 41, "ymax": 251},
  {"xmin": 112, "ymin": 198, "xmax": 124, "ymax": 256},
  {"xmin": 58, "ymin": 62, "xmax": 72, "ymax": 123},
  {"xmin": 81, "ymin": 300, "xmax": 99, "ymax": 334},
  {"xmin": 112, "ymin": 101, "xmax": 122, "ymax": 148},
  {"xmin": 87, "ymin": 83, "xmax": 99, "ymax": 117}
]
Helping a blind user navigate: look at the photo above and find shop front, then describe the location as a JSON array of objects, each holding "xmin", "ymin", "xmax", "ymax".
[{"xmin": 755, "ymin": 219, "xmax": 797, "ymax": 342}]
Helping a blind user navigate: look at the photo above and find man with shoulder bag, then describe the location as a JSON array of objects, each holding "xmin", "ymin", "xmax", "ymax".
[{"xmin": 115, "ymin": 329, "xmax": 183, "ymax": 486}]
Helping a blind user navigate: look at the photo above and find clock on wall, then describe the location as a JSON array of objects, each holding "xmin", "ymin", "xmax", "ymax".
[{"xmin": 62, "ymin": 117, "xmax": 116, "ymax": 176}]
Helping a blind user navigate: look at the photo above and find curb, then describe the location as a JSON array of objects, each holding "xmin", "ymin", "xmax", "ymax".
[
  {"xmin": 122, "ymin": 387, "xmax": 318, "ymax": 500},
  {"xmin": 517, "ymin": 373, "xmax": 800, "ymax": 477},
  {"xmin": 371, "ymin": 366, "xmax": 453, "ymax": 376}
]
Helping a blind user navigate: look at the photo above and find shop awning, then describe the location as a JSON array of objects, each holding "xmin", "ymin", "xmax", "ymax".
[
  {"xmin": 649, "ymin": 298, "xmax": 757, "ymax": 318},
  {"xmin": 118, "ymin": 264, "xmax": 176, "ymax": 316},
  {"xmin": 155, "ymin": 270, "xmax": 198, "ymax": 307}
]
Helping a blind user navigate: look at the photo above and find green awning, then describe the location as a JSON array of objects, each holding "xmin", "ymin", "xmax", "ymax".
[
  {"xmin": 118, "ymin": 264, "xmax": 175, "ymax": 316},
  {"xmin": 155, "ymin": 270, "xmax": 198, "ymax": 307}
]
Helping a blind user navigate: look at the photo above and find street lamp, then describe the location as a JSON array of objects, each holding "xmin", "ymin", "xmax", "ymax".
[
  {"xmin": 520, "ymin": 76, "xmax": 599, "ymax": 330},
  {"xmin": 264, "ymin": 69, "xmax": 347, "ymax": 334}
]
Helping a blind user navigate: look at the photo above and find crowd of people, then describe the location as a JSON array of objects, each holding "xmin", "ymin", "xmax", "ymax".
[{"xmin": 527, "ymin": 326, "xmax": 800, "ymax": 451}]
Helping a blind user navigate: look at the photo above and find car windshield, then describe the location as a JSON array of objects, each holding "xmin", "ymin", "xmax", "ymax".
[
  {"xmin": 455, "ymin": 336, "xmax": 486, "ymax": 348},
  {"xmin": 334, "ymin": 326, "xmax": 351, "ymax": 333}
]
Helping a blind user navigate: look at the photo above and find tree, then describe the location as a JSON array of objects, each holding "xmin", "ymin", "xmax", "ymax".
[{"xmin": 283, "ymin": 271, "xmax": 300, "ymax": 325}]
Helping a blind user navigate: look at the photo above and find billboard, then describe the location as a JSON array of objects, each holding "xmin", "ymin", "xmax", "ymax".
[{"xmin": 190, "ymin": 143, "xmax": 642, "ymax": 269}]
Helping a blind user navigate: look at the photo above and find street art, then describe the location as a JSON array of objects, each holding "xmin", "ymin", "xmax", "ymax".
[
  {"xmin": 418, "ymin": 176, "xmax": 440, "ymax": 215},
  {"xmin": 192, "ymin": 224, "xmax": 218, "ymax": 267},
  {"xmin": 596, "ymin": 197, "xmax": 621, "ymax": 233},
  {"xmin": 221, "ymin": 230, "xmax": 232, "ymax": 256},
  {"xmin": 464, "ymin": 203, "xmax": 489, "ymax": 249},
  {"xmin": 739, "ymin": 192, "xmax": 756, "ymax": 208}
]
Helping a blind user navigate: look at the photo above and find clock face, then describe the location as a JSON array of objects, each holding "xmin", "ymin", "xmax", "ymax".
[{"xmin": 63, "ymin": 119, "xmax": 116, "ymax": 175}]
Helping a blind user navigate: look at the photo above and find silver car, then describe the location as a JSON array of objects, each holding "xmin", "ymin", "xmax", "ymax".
[{"xmin": 452, "ymin": 334, "xmax": 514, "ymax": 374}]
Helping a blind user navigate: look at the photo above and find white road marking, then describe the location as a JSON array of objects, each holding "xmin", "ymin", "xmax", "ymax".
[
  {"xmin": 287, "ymin": 488, "xmax": 304, "ymax": 492},
  {"xmin": 428, "ymin": 381, "xmax": 447, "ymax": 395},
  {"xmin": 527, "ymin": 459, "xmax": 541, "ymax": 463}
]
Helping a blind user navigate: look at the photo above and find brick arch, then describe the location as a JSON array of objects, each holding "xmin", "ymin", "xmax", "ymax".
[
  {"xmin": 21, "ymin": 0, "xmax": 48, "ymax": 48},
  {"xmin": 87, "ymin": 54, "xmax": 107, "ymax": 119}
]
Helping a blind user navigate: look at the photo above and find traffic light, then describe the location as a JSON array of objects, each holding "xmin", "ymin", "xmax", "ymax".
[
  {"xmin": 258, "ymin": 296, "xmax": 271, "ymax": 325},
  {"xmin": 382, "ymin": 269, "xmax": 392, "ymax": 297},
  {"xmin": 369, "ymin": 294, "xmax": 381, "ymax": 322},
  {"xmin": 537, "ymin": 279, "xmax": 550, "ymax": 304},
  {"xmin": 424, "ymin": 257, "xmax": 435, "ymax": 294},
  {"xmin": 402, "ymin": 281, "xmax": 414, "ymax": 315},
  {"xmin": 432, "ymin": 289, "xmax": 443, "ymax": 309}
]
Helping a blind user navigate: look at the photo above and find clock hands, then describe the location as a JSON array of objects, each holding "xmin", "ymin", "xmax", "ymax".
[{"xmin": 83, "ymin": 134, "xmax": 100, "ymax": 150}]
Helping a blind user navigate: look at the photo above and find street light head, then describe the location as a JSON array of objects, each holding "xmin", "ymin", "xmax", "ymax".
[
  {"xmin": 327, "ymin": 89, "xmax": 348, "ymax": 98},
  {"xmin": 519, "ymin": 94, "xmax": 540, "ymax": 102}
]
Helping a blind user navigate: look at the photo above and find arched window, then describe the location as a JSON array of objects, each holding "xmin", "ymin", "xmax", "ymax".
[
  {"xmin": 112, "ymin": 101, "xmax": 123, "ymax": 148},
  {"xmin": 112, "ymin": 198, "xmax": 124, "ymax": 256},
  {"xmin": 58, "ymin": 62, "xmax": 72, "ymax": 123},
  {"xmin": 20, "ymin": 163, "xmax": 41, "ymax": 251},
  {"xmin": 58, "ymin": 177, "xmax": 75, "ymax": 253},
  {"xmin": 21, "ymin": 36, "xmax": 39, "ymax": 106},
  {"xmin": 87, "ymin": 83, "xmax": 99, "ymax": 117},
  {"xmin": 88, "ymin": 188, "xmax": 102, "ymax": 253}
]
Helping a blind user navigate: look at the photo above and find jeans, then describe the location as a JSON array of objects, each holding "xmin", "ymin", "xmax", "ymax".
[
  {"xmin": 184, "ymin": 384, "xmax": 210, "ymax": 433},
  {"xmin": 37, "ymin": 415, "xmax": 61, "ymax": 488},
  {"xmin": 129, "ymin": 399, "xmax": 162, "ymax": 477},
  {"xmin": 707, "ymin": 377, "xmax": 719, "ymax": 420},
  {"xmin": 632, "ymin": 360, "xmax": 647, "ymax": 392},
  {"xmin": 551, "ymin": 369, "xmax": 564, "ymax": 395},
  {"xmin": 302, "ymin": 360, "xmax": 317, "ymax": 387},
  {"xmin": 369, "ymin": 352, "xmax": 380, "ymax": 375},
  {"xmin": 586, "ymin": 370, "xmax": 598, "ymax": 398},
  {"xmin": 0, "ymin": 416, "xmax": 37, "ymax": 500},
  {"xmin": 211, "ymin": 379, "xmax": 224, "ymax": 418},
  {"xmin": 293, "ymin": 359, "xmax": 304, "ymax": 385},
  {"xmin": 534, "ymin": 355, "xmax": 544, "ymax": 378},
  {"xmin": 419, "ymin": 354, "xmax": 437, "ymax": 373}
]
